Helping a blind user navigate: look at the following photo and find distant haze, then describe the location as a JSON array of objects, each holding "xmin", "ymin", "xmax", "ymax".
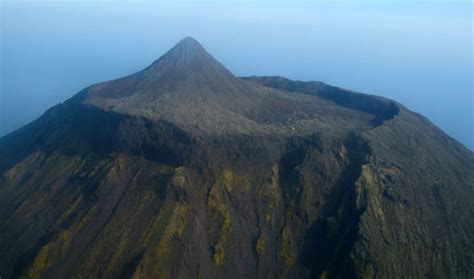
[{"xmin": 1, "ymin": 0, "xmax": 472, "ymax": 149}]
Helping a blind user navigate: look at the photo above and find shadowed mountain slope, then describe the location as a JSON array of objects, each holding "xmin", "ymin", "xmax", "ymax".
[{"xmin": 0, "ymin": 37, "xmax": 473, "ymax": 279}]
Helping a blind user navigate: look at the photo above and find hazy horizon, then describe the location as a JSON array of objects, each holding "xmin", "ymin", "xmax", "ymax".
[{"xmin": 1, "ymin": 0, "xmax": 472, "ymax": 149}]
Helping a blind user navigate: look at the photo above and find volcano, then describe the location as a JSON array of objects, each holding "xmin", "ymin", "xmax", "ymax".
[{"xmin": 0, "ymin": 37, "xmax": 473, "ymax": 278}]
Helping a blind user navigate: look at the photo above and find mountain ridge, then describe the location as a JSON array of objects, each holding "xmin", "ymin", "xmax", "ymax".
[
  {"xmin": 0, "ymin": 37, "xmax": 472, "ymax": 279},
  {"xmin": 79, "ymin": 37, "xmax": 381, "ymax": 137}
]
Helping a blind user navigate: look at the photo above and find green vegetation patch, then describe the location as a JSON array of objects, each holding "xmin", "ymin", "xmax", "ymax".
[
  {"xmin": 26, "ymin": 229, "xmax": 73, "ymax": 278},
  {"xmin": 256, "ymin": 164, "xmax": 281, "ymax": 224},
  {"xmin": 208, "ymin": 177, "xmax": 234, "ymax": 266},
  {"xmin": 256, "ymin": 234, "xmax": 266, "ymax": 255},
  {"xmin": 280, "ymin": 225, "xmax": 295, "ymax": 268}
]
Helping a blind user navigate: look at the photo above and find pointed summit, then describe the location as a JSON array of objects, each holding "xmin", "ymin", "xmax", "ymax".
[
  {"xmin": 176, "ymin": 36, "xmax": 205, "ymax": 51},
  {"xmin": 84, "ymin": 37, "xmax": 374, "ymax": 137},
  {"xmin": 148, "ymin": 37, "xmax": 231, "ymax": 75},
  {"xmin": 86, "ymin": 37, "xmax": 235, "ymax": 100},
  {"xmin": 157, "ymin": 37, "xmax": 208, "ymax": 67}
]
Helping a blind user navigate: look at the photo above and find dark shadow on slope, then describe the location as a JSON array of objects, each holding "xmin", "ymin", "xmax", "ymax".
[
  {"xmin": 278, "ymin": 139, "xmax": 309, "ymax": 213},
  {"xmin": 301, "ymin": 133, "xmax": 369, "ymax": 278},
  {"xmin": 11, "ymin": 232, "xmax": 57, "ymax": 279},
  {"xmin": 118, "ymin": 252, "xmax": 144, "ymax": 279},
  {"xmin": 0, "ymin": 102, "xmax": 194, "ymax": 174}
]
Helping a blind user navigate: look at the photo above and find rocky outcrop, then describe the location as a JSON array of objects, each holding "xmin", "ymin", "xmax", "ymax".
[{"xmin": 0, "ymin": 38, "xmax": 472, "ymax": 279}]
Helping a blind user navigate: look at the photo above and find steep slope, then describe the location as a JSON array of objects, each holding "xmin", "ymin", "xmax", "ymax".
[
  {"xmin": 0, "ymin": 38, "xmax": 473, "ymax": 279},
  {"xmin": 82, "ymin": 37, "xmax": 374, "ymax": 137},
  {"xmin": 247, "ymin": 76, "xmax": 474, "ymax": 278}
]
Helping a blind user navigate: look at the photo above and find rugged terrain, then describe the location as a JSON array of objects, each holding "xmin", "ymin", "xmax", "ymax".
[{"xmin": 0, "ymin": 37, "xmax": 473, "ymax": 279}]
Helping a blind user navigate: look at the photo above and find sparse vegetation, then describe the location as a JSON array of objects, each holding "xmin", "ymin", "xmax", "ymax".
[{"xmin": 0, "ymin": 37, "xmax": 472, "ymax": 279}]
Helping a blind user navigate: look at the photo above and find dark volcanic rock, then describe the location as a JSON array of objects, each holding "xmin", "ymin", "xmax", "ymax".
[{"xmin": 0, "ymin": 37, "xmax": 473, "ymax": 279}]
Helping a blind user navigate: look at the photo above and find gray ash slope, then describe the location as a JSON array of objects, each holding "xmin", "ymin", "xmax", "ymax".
[
  {"xmin": 0, "ymin": 37, "xmax": 473, "ymax": 279},
  {"xmin": 83, "ymin": 37, "xmax": 374, "ymax": 137}
]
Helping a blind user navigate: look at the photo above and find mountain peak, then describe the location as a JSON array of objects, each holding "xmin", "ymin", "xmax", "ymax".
[
  {"xmin": 176, "ymin": 36, "xmax": 204, "ymax": 50},
  {"xmin": 85, "ymin": 37, "xmax": 235, "ymax": 101},
  {"xmin": 83, "ymin": 37, "xmax": 377, "ymax": 136},
  {"xmin": 168, "ymin": 36, "xmax": 207, "ymax": 61},
  {"xmin": 151, "ymin": 36, "xmax": 221, "ymax": 71},
  {"xmin": 2, "ymin": 34, "xmax": 473, "ymax": 279}
]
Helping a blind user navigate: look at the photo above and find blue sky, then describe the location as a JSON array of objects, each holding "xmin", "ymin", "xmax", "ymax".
[{"xmin": 1, "ymin": 0, "xmax": 473, "ymax": 148}]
